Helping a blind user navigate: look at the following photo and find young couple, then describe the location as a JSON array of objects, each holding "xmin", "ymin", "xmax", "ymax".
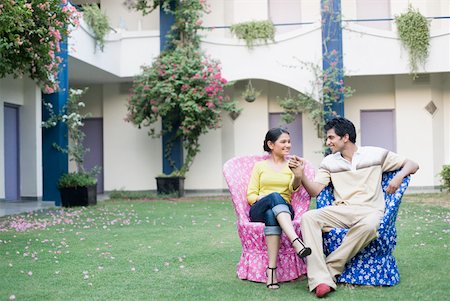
[{"xmin": 247, "ymin": 117, "xmax": 419, "ymax": 298}]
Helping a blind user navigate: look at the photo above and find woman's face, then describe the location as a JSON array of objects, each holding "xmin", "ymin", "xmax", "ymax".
[{"xmin": 268, "ymin": 133, "xmax": 291, "ymax": 156}]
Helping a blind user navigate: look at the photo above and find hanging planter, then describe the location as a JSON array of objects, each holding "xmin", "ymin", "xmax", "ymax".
[
  {"xmin": 395, "ymin": 5, "xmax": 430, "ymax": 79},
  {"xmin": 242, "ymin": 80, "xmax": 260, "ymax": 102}
]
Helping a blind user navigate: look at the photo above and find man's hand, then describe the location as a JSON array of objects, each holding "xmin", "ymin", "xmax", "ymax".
[
  {"xmin": 288, "ymin": 155, "xmax": 304, "ymax": 178},
  {"xmin": 386, "ymin": 175, "xmax": 402, "ymax": 194}
]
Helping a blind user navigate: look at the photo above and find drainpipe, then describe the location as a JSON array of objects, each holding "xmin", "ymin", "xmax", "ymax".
[
  {"xmin": 41, "ymin": 29, "xmax": 69, "ymax": 206},
  {"xmin": 160, "ymin": 1, "xmax": 183, "ymax": 175},
  {"xmin": 321, "ymin": 0, "xmax": 345, "ymax": 120}
]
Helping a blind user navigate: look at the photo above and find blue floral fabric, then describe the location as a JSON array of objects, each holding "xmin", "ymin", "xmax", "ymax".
[{"xmin": 316, "ymin": 170, "xmax": 410, "ymax": 286}]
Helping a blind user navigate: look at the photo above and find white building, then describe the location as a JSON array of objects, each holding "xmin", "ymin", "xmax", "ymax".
[{"xmin": 1, "ymin": 0, "xmax": 449, "ymax": 202}]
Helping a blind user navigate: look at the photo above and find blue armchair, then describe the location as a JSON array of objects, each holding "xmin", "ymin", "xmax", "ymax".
[{"xmin": 316, "ymin": 170, "xmax": 410, "ymax": 286}]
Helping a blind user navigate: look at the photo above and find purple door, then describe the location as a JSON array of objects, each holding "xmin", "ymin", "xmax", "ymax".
[
  {"xmin": 4, "ymin": 104, "xmax": 20, "ymax": 200},
  {"xmin": 361, "ymin": 110, "xmax": 396, "ymax": 152},
  {"xmin": 82, "ymin": 118, "xmax": 104, "ymax": 193},
  {"xmin": 269, "ymin": 113, "xmax": 303, "ymax": 157}
]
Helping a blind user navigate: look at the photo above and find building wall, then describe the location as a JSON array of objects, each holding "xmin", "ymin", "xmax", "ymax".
[{"xmin": 102, "ymin": 83, "xmax": 161, "ymax": 191}]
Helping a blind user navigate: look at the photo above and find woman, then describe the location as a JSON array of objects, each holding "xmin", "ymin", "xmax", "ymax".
[{"xmin": 247, "ymin": 128, "xmax": 311, "ymax": 290}]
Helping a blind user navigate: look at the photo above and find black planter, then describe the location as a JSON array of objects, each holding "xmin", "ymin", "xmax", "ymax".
[
  {"xmin": 156, "ymin": 176, "xmax": 185, "ymax": 197},
  {"xmin": 59, "ymin": 184, "xmax": 97, "ymax": 207}
]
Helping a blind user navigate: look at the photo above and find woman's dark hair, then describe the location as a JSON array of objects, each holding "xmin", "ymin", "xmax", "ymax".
[
  {"xmin": 324, "ymin": 117, "xmax": 356, "ymax": 143},
  {"xmin": 263, "ymin": 128, "xmax": 290, "ymax": 152}
]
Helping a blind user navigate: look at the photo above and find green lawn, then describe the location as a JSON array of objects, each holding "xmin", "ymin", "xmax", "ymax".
[{"xmin": 0, "ymin": 193, "xmax": 449, "ymax": 301}]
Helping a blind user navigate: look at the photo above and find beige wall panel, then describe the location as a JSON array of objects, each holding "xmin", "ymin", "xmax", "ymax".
[
  {"xmin": 185, "ymin": 129, "xmax": 224, "ymax": 190},
  {"xmin": 431, "ymin": 74, "xmax": 445, "ymax": 185},
  {"xmin": 20, "ymin": 79, "xmax": 43, "ymax": 198},
  {"xmin": 394, "ymin": 75, "xmax": 432, "ymax": 187},
  {"xmin": 102, "ymin": 83, "xmax": 161, "ymax": 191},
  {"xmin": 444, "ymin": 74, "xmax": 450, "ymax": 164},
  {"xmin": 0, "ymin": 77, "xmax": 24, "ymax": 105}
]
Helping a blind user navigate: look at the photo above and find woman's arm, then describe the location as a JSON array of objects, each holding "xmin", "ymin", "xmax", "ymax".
[{"xmin": 289, "ymin": 156, "xmax": 326, "ymax": 197}]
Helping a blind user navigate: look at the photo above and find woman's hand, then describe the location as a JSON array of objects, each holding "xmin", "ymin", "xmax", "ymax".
[{"xmin": 288, "ymin": 155, "xmax": 304, "ymax": 178}]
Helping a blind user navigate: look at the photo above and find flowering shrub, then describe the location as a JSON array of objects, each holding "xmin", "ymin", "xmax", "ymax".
[
  {"xmin": 0, "ymin": 0, "xmax": 80, "ymax": 93},
  {"xmin": 126, "ymin": 45, "xmax": 239, "ymax": 175},
  {"xmin": 42, "ymin": 88, "xmax": 98, "ymax": 187},
  {"xmin": 126, "ymin": 0, "xmax": 239, "ymax": 176}
]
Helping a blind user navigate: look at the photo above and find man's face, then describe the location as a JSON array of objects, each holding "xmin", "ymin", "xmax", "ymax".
[{"xmin": 326, "ymin": 128, "xmax": 346, "ymax": 154}]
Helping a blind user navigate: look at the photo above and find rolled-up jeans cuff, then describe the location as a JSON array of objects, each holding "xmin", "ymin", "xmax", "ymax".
[
  {"xmin": 272, "ymin": 204, "xmax": 290, "ymax": 217},
  {"xmin": 264, "ymin": 226, "xmax": 281, "ymax": 236}
]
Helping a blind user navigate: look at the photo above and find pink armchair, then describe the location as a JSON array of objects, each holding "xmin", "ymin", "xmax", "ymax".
[{"xmin": 223, "ymin": 155, "xmax": 315, "ymax": 283}]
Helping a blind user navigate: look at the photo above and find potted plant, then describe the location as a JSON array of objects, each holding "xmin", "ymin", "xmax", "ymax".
[
  {"xmin": 126, "ymin": 0, "xmax": 240, "ymax": 196},
  {"xmin": 242, "ymin": 80, "xmax": 260, "ymax": 102},
  {"xmin": 42, "ymin": 88, "xmax": 99, "ymax": 207}
]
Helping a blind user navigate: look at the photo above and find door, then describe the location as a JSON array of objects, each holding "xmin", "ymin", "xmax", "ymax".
[
  {"xmin": 4, "ymin": 104, "xmax": 20, "ymax": 200},
  {"xmin": 269, "ymin": 113, "xmax": 303, "ymax": 157},
  {"xmin": 82, "ymin": 118, "xmax": 104, "ymax": 193},
  {"xmin": 360, "ymin": 110, "xmax": 396, "ymax": 151}
]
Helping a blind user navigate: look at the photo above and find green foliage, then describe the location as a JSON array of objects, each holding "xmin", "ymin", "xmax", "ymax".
[
  {"xmin": 126, "ymin": 0, "xmax": 240, "ymax": 176},
  {"xmin": 230, "ymin": 20, "xmax": 275, "ymax": 48},
  {"xmin": 43, "ymin": 88, "xmax": 100, "ymax": 186},
  {"xmin": 126, "ymin": 45, "xmax": 239, "ymax": 176},
  {"xmin": 58, "ymin": 172, "xmax": 96, "ymax": 188},
  {"xmin": 395, "ymin": 5, "xmax": 430, "ymax": 79},
  {"xmin": 82, "ymin": 4, "xmax": 110, "ymax": 52},
  {"xmin": 43, "ymin": 88, "xmax": 91, "ymax": 173},
  {"xmin": 439, "ymin": 165, "xmax": 450, "ymax": 192},
  {"xmin": 278, "ymin": 52, "xmax": 354, "ymax": 142},
  {"xmin": 0, "ymin": 0, "xmax": 80, "ymax": 93}
]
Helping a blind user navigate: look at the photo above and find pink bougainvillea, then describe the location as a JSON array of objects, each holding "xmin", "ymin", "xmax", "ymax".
[{"xmin": 0, "ymin": 0, "xmax": 80, "ymax": 93}]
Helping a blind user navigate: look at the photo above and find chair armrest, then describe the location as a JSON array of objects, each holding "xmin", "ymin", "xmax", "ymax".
[{"xmin": 316, "ymin": 185, "xmax": 334, "ymax": 208}]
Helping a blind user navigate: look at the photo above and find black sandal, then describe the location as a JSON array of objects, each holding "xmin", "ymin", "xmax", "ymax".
[
  {"xmin": 292, "ymin": 237, "xmax": 312, "ymax": 258},
  {"xmin": 266, "ymin": 267, "xmax": 280, "ymax": 289}
]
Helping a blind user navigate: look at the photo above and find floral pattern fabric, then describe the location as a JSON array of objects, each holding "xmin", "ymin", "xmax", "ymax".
[
  {"xmin": 316, "ymin": 170, "xmax": 410, "ymax": 286},
  {"xmin": 223, "ymin": 155, "xmax": 315, "ymax": 283}
]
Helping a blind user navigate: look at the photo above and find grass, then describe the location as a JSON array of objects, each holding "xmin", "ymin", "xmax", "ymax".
[{"xmin": 0, "ymin": 193, "xmax": 449, "ymax": 301}]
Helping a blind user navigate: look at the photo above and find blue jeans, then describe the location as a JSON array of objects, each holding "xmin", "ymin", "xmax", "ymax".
[{"xmin": 249, "ymin": 192, "xmax": 294, "ymax": 236}]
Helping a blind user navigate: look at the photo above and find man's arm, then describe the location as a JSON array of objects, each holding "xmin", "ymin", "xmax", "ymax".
[
  {"xmin": 289, "ymin": 156, "xmax": 326, "ymax": 197},
  {"xmin": 385, "ymin": 159, "xmax": 419, "ymax": 194}
]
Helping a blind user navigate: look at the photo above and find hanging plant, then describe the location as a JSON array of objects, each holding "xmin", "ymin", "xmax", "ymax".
[
  {"xmin": 82, "ymin": 4, "xmax": 110, "ymax": 52},
  {"xmin": 395, "ymin": 5, "xmax": 430, "ymax": 79},
  {"xmin": 230, "ymin": 20, "xmax": 275, "ymax": 49},
  {"xmin": 241, "ymin": 80, "xmax": 260, "ymax": 102}
]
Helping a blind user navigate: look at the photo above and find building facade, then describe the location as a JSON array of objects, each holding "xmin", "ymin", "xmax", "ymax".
[{"xmin": 1, "ymin": 0, "xmax": 449, "ymax": 202}]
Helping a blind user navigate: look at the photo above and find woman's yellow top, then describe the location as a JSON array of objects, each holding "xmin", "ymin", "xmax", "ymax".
[{"xmin": 246, "ymin": 160, "xmax": 296, "ymax": 205}]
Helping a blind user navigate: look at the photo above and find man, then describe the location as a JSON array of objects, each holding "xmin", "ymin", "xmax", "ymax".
[{"xmin": 288, "ymin": 117, "xmax": 419, "ymax": 298}]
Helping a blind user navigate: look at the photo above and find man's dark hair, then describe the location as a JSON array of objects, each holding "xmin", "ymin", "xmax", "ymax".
[
  {"xmin": 263, "ymin": 128, "xmax": 290, "ymax": 152},
  {"xmin": 324, "ymin": 117, "xmax": 356, "ymax": 143}
]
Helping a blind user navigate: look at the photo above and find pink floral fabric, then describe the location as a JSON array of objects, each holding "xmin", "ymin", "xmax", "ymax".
[{"xmin": 223, "ymin": 154, "xmax": 315, "ymax": 283}]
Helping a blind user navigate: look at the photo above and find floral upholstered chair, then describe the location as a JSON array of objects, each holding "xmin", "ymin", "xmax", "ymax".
[
  {"xmin": 316, "ymin": 170, "xmax": 410, "ymax": 286},
  {"xmin": 223, "ymin": 154, "xmax": 315, "ymax": 283}
]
